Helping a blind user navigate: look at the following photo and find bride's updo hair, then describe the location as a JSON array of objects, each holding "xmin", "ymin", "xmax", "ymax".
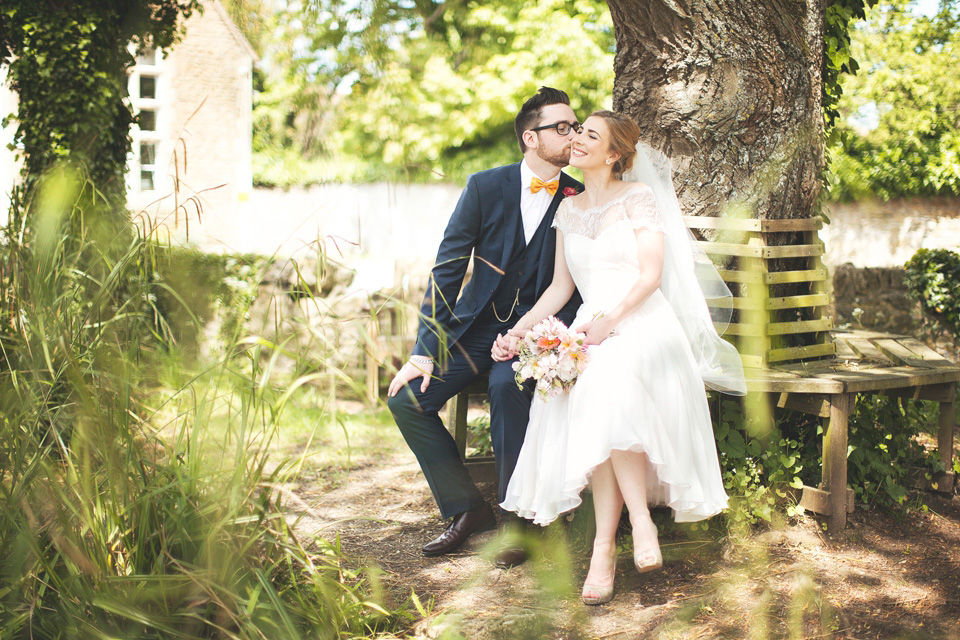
[{"xmin": 591, "ymin": 110, "xmax": 641, "ymax": 178}]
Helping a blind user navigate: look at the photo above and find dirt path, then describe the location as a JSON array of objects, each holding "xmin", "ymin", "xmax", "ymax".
[{"xmin": 289, "ymin": 444, "xmax": 960, "ymax": 639}]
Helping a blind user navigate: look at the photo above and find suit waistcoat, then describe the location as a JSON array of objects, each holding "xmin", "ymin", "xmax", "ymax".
[{"xmin": 482, "ymin": 208, "xmax": 554, "ymax": 324}]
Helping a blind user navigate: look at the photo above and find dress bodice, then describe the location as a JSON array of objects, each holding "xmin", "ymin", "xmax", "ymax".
[{"xmin": 553, "ymin": 186, "xmax": 665, "ymax": 312}]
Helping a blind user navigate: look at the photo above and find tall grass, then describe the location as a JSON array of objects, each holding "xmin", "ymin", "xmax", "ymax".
[{"xmin": 0, "ymin": 166, "xmax": 410, "ymax": 638}]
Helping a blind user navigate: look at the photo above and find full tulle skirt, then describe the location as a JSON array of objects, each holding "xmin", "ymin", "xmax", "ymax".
[{"xmin": 500, "ymin": 290, "xmax": 729, "ymax": 526}]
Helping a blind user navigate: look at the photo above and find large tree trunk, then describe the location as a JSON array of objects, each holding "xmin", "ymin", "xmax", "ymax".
[
  {"xmin": 606, "ymin": 0, "xmax": 825, "ymax": 223},
  {"xmin": 607, "ymin": 1, "xmax": 830, "ymax": 359}
]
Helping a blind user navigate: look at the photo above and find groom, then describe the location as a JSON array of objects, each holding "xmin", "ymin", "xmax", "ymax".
[{"xmin": 387, "ymin": 87, "xmax": 582, "ymax": 567}]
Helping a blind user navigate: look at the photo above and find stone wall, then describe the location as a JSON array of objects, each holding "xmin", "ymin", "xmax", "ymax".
[
  {"xmin": 821, "ymin": 197, "xmax": 960, "ymax": 269},
  {"xmin": 832, "ymin": 264, "xmax": 958, "ymax": 359},
  {"xmin": 822, "ymin": 197, "xmax": 960, "ymax": 359},
  {"xmin": 832, "ymin": 265, "xmax": 920, "ymax": 335}
]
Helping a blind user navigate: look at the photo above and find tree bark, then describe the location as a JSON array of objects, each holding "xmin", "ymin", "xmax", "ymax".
[{"xmin": 606, "ymin": 0, "xmax": 825, "ymax": 224}]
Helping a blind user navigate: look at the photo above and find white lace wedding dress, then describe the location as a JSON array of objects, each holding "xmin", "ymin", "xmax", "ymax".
[{"xmin": 500, "ymin": 186, "xmax": 730, "ymax": 525}]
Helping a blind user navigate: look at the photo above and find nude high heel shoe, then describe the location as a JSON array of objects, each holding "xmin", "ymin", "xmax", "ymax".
[
  {"xmin": 581, "ymin": 543, "xmax": 617, "ymax": 605},
  {"xmin": 633, "ymin": 545, "xmax": 663, "ymax": 574},
  {"xmin": 632, "ymin": 516, "xmax": 663, "ymax": 574},
  {"xmin": 581, "ymin": 580, "xmax": 614, "ymax": 605}
]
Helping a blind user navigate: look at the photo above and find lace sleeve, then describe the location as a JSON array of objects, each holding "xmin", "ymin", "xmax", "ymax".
[
  {"xmin": 551, "ymin": 198, "xmax": 571, "ymax": 235},
  {"xmin": 620, "ymin": 186, "xmax": 665, "ymax": 234}
]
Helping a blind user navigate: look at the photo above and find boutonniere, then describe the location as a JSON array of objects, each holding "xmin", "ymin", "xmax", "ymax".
[{"xmin": 562, "ymin": 187, "xmax": 579, "ymax": 198}]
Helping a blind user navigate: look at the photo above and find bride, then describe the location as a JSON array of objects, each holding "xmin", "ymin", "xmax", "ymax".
[{"xmin": 493, "ymin": 110, "xmax": 746, "ymax": 605}]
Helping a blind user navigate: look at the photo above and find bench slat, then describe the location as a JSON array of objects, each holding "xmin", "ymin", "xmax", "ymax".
[
  {"xmin": 723, "ymin": 318, "xmax": 833, "ymax": 337},
  {"xmin": 836, "ymin": 367, "xmax": 960, "ymax": 393},
  {"xmin": 711, "ymin": 292, "xmax": 832, "ymax": 311},
  {"xmin": 763, "ymin": 268, "xmax": 830, "ymax": 285},
  {"xmin": 683, "ymin": 216, "xmax": 822, "ymax": 232},
  {"xmin": 873, "ymin": 338, "xmax": 937, "ymax": 369},
  {"xmin": 766, "ymin": 341, "xmax": 837, "ymax": 362},
  {"xmin": 742, "ymin": 367, "xmax": 845, "ymax": 393},
  {"xmin": 845, "ymin": 337, "xmax": 890, "ymax": 363},
  {"xmin": 716, "ymin": 268, "xmax": 830, "ymax": 285},
  {"xmin": 697, "ymin": 241, "xmax": 825, "ymax": 259},
  {"xmin": 896, "ymin": 337, "xmax": 959, "ymax": 367},
  {"xmin": 833, "ymin": 337, "xmax": 861, "ymax": 361},
  {"xmin": 765, "ymin": 292, "xmax": 832, "ymax": 311}
]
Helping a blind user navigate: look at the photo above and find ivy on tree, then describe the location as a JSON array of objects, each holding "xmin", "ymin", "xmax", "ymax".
[
  {"xmin": 824, "ymin": 0, "xmax": 879, "ymax": 130},
  {"xmin": 0, "ymin": 0, "xmax": 201, "ymax": 220}
]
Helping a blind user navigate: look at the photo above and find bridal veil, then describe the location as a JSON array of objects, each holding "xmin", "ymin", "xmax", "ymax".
[{"xmin": 623, "ymin": 143, "xmax": 747, "ymax": 395}]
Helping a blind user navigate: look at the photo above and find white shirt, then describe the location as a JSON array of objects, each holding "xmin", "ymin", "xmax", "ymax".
[{"xmin": 519, "ymin": 160, "xmax": 561, "ymax": 244}]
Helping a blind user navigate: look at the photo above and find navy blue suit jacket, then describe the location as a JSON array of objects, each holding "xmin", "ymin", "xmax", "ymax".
[{"xmin": 413, "ymin": 163, "xmax": 583, "ymax": 359}]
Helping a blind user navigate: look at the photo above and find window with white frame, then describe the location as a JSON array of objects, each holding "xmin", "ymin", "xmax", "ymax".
[
  {"xmin": 139, "ymin": 141, "xmax": 157, "ymax": 191},
  {"xmin": 129, "ymin": 46, "xmax": 162, "ymax": 195}
]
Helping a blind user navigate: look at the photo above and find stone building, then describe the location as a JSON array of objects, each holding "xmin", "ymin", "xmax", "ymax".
[{"xmin": 127, "ymin": 0, "xmax": 257, "ymax": 224}]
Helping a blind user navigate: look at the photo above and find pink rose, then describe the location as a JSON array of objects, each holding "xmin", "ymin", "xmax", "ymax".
[{"xmin": 563, "ymin": 187, "xmax": 578, "ymax": 197}]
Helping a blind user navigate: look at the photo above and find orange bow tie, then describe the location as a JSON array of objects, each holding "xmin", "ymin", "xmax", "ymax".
[{"xmin": 530, "ymin": 177, "xmax": 559, "ymax": 196}]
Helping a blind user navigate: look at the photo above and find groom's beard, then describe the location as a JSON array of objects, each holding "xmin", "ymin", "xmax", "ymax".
[{"xmin": 537, "ymin": 145, "xmax": 571, "ymax": 169}]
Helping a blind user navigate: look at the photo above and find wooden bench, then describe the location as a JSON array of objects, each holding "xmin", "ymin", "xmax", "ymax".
[
  {"xmin": 447, "ymin": 333, "xmax": 959, "ymax": 531},
  {"xmin": 447, "ymin": 375, "xmax": 497, "ymax": 483},
  {"xmin": 443, "ymin": 214, "xmax": 960, "ymax": 530},
  {"xmin": 742, "ymin": 331, "xmax": 959, "ymax": 530}
]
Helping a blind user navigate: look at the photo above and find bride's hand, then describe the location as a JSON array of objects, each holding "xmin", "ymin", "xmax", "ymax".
[
  {"xmin": 491, "ymin": 332, "xmax": 519, "ymax": 362},
  {"xmin": 575, "ymin": 316, "xmax": 617, "ymax": 347}
]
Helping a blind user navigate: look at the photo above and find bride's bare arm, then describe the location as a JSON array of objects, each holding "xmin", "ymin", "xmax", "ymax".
[{"xmin": 576, "ymin": 229, "xmax": 664, "ymax": 346}]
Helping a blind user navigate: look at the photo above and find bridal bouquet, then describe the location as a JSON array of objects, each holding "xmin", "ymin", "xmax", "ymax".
[{"xmin": 513, "ymin": 316, "xmax": 589, "ymax": 400}]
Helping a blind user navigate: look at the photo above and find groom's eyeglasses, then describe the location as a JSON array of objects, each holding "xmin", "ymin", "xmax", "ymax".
[{"xmin": 530, "ymin": 121, "xmax": 580, "ymax": 136}]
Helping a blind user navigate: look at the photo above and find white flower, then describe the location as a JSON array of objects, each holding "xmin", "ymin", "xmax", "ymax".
[{"xmin": 513, "ymin": 315, "xmax": 590, "ymax": 400}]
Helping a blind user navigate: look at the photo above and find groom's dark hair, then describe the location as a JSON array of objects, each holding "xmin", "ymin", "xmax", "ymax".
[{"xmin": 514, "ymin": 86, "xmax": 571, "ymax": 154}]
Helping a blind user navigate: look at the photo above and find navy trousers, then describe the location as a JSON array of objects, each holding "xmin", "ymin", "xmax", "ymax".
[{"xmin": 387, "ymin": 322, "xmax": 534, "ymax": 519}]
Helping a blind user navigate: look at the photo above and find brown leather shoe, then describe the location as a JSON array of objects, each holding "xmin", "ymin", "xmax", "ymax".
[
  {"xmin": 495, "ymin": 516, "xmax": 531, "ymax": 569},
  {"xmin": 495, "ymin": 544, "xmax": 528, "ymax": 569},
  {"xmin": 422, "ymin": 503, "xmax": 497, "ymax": 557}
]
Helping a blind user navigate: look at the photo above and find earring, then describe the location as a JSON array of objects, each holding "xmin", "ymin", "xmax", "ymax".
[{"xmin": 606, "ymin": 159, "xmax": 612, "ymax": 165}]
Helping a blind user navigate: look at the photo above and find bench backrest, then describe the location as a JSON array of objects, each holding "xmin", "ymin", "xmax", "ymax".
[{"xmin": 684, "ymin": 215, "xmax": 835, "ymax": 369}]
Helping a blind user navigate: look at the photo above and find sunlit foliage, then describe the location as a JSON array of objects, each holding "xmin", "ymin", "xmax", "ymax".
[
  {"xmin": 234, "ymin": 0, "xmax": 615, "ymax": 185},
  {"xmin": 829, "ymin": 0, "xmax": 960, "ymax": 199}
]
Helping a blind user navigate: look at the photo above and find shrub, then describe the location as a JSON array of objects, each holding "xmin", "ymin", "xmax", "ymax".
[
  {"xmin": 711, "ymin": 392, "xmax": 941, "ymax": 526},
  {"xmin": 846, "ymin": 395, "xmax": 941, "ymax": 508},
  {"xmin": 904, "ymin": 248, "xmax": 960, "ymax": 341},
  {"xmin": 711, "ymin": 397, "xmax": 812, "ymax": 527}
]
